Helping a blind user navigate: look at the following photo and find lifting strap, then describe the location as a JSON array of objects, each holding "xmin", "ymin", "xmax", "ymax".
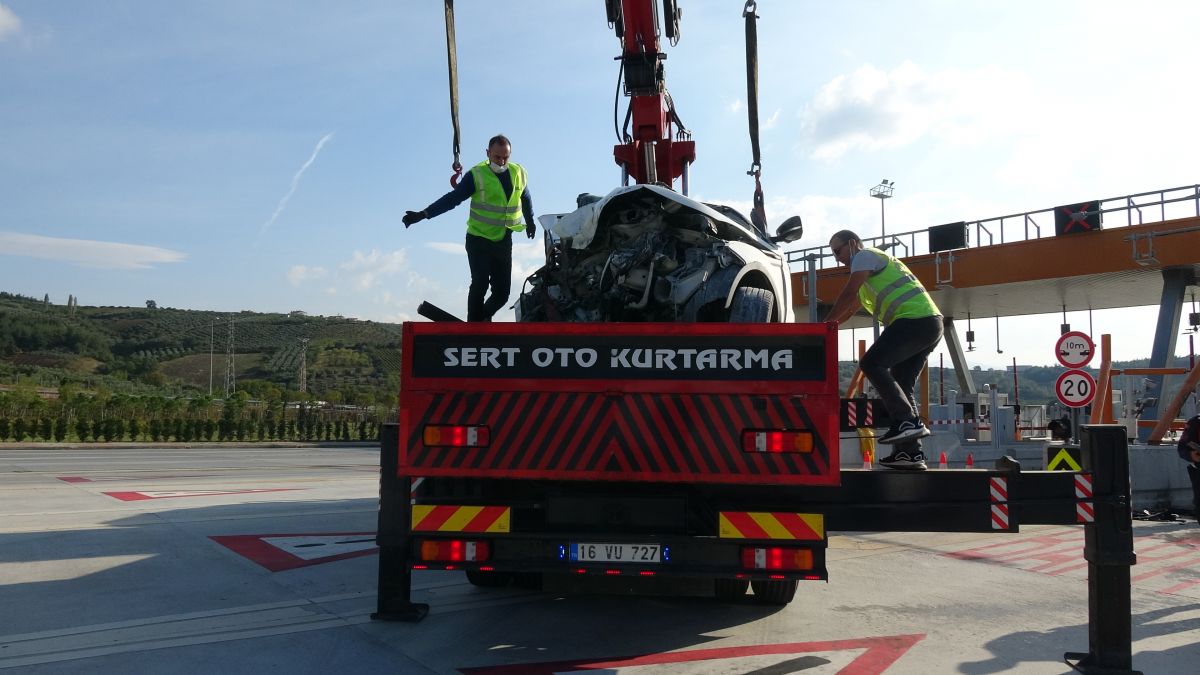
[
  {"xmin": 742, "ymin": 1, "xmax": 766, "ymax": 233},
  {"xmin": 444, "ymin": 0, "xmax": 463, "ymax": 186}
]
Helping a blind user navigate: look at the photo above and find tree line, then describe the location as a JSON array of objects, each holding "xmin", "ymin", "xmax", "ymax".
[{"xmin": 0, "ymin": 383, "xmax": 384, "ymax": 444}]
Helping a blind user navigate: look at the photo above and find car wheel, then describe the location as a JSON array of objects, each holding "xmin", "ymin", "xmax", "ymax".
[
  {"xmin": 750, "ymin": 578, "xmax": 797, "ymax": 605},
  {"xmin": 512, "ymin": 572, "xmax": 543, "ymax": 590},
  {"xmin": 714, "ymin": 577, "xmax": 750, "ymax": 600},
  {"xmin": 465, "ymin": 570, "xmax": 513, "ymax": 588},
  {"xmin": 729, "ymin": 287, "xmax": 774, "ymax": 322}
]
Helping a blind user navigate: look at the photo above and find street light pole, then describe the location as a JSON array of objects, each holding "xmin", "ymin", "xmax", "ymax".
[
  {"xmin": 869, "ymin": 179, "xmax": 895, "ymax": 240},
  {"xmin": 868, "ymin": 179, "xmax": 895, "ymax": 343}
]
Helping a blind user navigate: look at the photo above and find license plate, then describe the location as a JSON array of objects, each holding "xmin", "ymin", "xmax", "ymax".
[{"xmin": 570, "ymin": 542, "xmax": 661, "ymax": 563}]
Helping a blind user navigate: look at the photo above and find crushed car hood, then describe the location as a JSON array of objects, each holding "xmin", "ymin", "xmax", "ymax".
[{"xmin": 545, "ymin": 184, "xmax": 777, "ymax": 251}]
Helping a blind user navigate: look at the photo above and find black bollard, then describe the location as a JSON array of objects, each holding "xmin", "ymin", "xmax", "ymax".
[
  {"xmin": 1064, "ymin": 424, "xmax": 1141, "ymax": 675},
  {"xmin": 371, "ymin": 423, "xmax": 429, "ymax": 621}
]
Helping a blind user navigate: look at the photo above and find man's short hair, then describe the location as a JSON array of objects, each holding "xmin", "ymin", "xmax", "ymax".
[
  {"xmin": 488, "ymin": 134, "xmax": 511, "ymax": 149},
  {"xmin": 830, "ymin": 229, "xmax": 861, "ymax": 245}
]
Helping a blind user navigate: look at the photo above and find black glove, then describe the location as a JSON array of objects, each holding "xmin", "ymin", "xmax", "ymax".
[
  {"xmin": 526, "ymin": 221, "xmax": 537, "ymax": 239},
  {"xmin": 402, "ymin": 210, "xmax": 426, "ymax": 228}
]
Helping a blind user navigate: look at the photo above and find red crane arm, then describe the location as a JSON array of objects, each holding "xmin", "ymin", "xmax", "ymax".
[{"xmin": 607, "ymin": 0, "xmax": 695, "ymax": 190}]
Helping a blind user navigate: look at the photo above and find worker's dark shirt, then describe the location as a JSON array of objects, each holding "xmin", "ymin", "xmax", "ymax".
[{"xmin": 424, "ymin": 169, "xmax": 535, "ymax": 230}]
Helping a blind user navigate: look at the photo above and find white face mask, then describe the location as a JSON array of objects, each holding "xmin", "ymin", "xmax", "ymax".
[{"xmin": 489, "ymin": 161, "xmax": 506, "ymax": 173}]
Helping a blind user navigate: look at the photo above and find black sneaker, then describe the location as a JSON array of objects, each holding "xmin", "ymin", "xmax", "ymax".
[
  {"xmin": 878, "ymin": 418, "xmax": 930, "ymax": 444},
  {"xmin": 878, "ymin": 449, "xmax": 928, "ymax": 470}
]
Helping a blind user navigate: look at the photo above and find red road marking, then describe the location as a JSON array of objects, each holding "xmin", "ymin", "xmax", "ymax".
[
  {"xmin": 104, "ymin": 488, "xmax": 301, "ymax": 501},
  {"xmin": 210, "ymin": 532, "xmax": 378, "ymax": 572},
  {"xmin": 459, "ymin": 635, "xmax": 924, "ymax": 675},
  {"xmin": 58, "ymin": 474, "xmax": 215, "ymax": 483},
  {"xmin": 945, "ymin": 527, "xmax": 1200, "ymax": 595},
  {"xmin": 1161, "ymin": 577, "xmax": 1200, "ymax": 595}
]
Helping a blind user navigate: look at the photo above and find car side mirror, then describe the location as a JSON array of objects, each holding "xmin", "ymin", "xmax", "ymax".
[{"xmin": 771, "ymin": 215, "xmax": 803, "ymax": 244}]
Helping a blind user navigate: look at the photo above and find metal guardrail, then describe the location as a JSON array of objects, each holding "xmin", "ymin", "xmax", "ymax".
[{"xmin": 787, "ymin": 183, "xmax": 1200, "ymax": 271}]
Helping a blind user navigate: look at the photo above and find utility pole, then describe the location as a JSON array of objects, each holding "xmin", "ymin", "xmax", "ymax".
[
  {"xmin": 298, "ymin": 337, "xmax": 310, "ymax": 393},
  {"xmin": 869, "ymin": 179, "xmax": 895, "ymax": 240},
  {"xmin": 868, "ymin": 178, "xmax": 895, "ymax": 342},
  {"xmin": 223, "ymin": 315, "xmax": 235, "ymax": 397}
]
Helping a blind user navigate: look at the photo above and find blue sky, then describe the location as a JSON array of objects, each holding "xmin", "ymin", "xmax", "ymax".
[{"xmin": 2, "ymin": 1, "xmax": 1199, "ymax": 370}]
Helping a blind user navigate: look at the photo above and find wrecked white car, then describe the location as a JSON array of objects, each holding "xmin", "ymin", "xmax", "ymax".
[{"xmin": 516, "ymin": 184, "xmax": 803, "ymax": 323}]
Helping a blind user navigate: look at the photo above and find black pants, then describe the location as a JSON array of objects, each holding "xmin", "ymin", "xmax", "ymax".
[
  {"xmin": 1188, "ymin": 463, "xmax": 1200, "ymax": 518},
  {"xmin": 465, "ymin": 231, "xmax": 512, "ymax": 322},
  {"xmin": 860, "ymin": 315, "xmax": 944, "ymax": 424}
]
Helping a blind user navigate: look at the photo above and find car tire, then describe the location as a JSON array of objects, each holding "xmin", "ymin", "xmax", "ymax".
[
  {"xmin": 714, "ymin": 577, "xmax": 750, "ymax": 600},
  {"xmin": 513, "ymin": 572, "xmax": 543, "ymax": 590},
  {"xmin": 465, "ymin": 570, "xmax": 513, "ymax": 588},
  {"xmin": 729, "ymin": 287, "xmax": 774, "ymax": 323},
  {"xmin": 750, "ymin": 578, "xmax": 798, "ymax": 605}
]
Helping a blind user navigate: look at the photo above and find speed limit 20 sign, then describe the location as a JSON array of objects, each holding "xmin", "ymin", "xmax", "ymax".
[{"xmin": 1056, "ymin": 369, "xmax": 1096, "ymax": 408}]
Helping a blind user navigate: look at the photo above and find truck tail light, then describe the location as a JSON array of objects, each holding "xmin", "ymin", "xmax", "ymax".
[
  {"xmin": 742, "ymin": 430, "xmax": 813, "ymax": 453},
  {"xmin": 423, "ymin": 425, "xmax": 489, "ymax": 447},
  {"xmin": 741, "ymin": 546, "xmax": 814, "ymax": 571},
  {"xmin": 418, "ymin": 539, "xmax": 490, "ymax": 562}
]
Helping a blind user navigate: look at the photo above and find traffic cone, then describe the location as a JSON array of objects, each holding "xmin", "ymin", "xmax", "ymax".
[
  {"xmin": 860, "ymin": 427, "xmax": 875, "ymax": 470},
  {"xmin": 938, "ymin": 451, "xmax": 948, "ymax": 470},
  {"xmin": 965, "ymin": 453, "xmax": 975, "ymax": 469}
]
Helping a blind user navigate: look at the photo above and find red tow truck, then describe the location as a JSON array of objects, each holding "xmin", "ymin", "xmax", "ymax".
[
  {"xmin": 372, "ymin": 320, "xmax": 1141, "ymax": 673},
  {"xmin": 371, "ymin": 3, "xmax": 1143, "ymax": 673},
  {"xmin": 392, "ymin": 320, "xmax": 840, "ymax": 605}
]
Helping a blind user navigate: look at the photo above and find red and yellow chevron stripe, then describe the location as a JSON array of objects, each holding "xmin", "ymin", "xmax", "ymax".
[
  {"xmin": 718, "ymin": 512, "xmax": 824, "ymax": 540},
  {"xmin": 411, "ymin": 505, "xmax": 510, "ymax": 533}
]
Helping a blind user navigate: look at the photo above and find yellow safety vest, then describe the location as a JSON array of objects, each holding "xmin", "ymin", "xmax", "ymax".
[
  {"xmin": 856, "ymin": 247, "xmax": 940, "ymax": 326},
  {"xmin": 466, "ymin": 161, "xmax": 527, "ymax": 241}
]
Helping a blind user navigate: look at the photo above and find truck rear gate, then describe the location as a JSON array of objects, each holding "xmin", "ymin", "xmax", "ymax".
[{"xmin": 400, "ymin": 321, "xmax": 841, "ymax": 485}]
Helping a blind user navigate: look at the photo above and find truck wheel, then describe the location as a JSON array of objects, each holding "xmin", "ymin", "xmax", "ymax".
[
  {"xmin": 750, "ymin": 578, "xmax": 797, "ymax": 605},
  {"xmin": 729, "ymin": 287, "xmax": 774, "ymax": 323},
  {"xmin": 513, "ymin": 572, "xmax": 543, "ymax": 590},
  {"xmin": 465, "ymin": 570, "xmax": 513, "ymax": 588},
  {"xmin": 714, "ymin": 578, "xmax": 749, "ymax": 600}
]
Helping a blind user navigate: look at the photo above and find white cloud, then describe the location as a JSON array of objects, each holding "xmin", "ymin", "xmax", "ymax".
[
  {"xmin": 729, "ymin": 99, "xmax": 744, "ymax": 114},
  {"xmin": 286, "ymin": 264, "xmax": 327, "ymax": 286},
  {"xmin": 762, "ymin": 108, "xmax": 781, "ymax": 131},
  {"xmin": 339, "ymin": 248, "xmax": 409, "ymax": 291},
  {"xmin": 259, "ymin": 132, "xmax": 334, "ymax": 234},
  {"xmin": 702, "ymin": 188, "xmax": 1015, "ymax": 262},
  {"xmin": 0, "ymin": 231, "xmax": 185, "ymax": 269},
  {"xmin": 799, "ymin": 61, "xmax": 1034, "ymax": 160},
  {"xmin": 426, "ymin": 241, "xmax": 465, "ymax": 255},
  {"xmin": 0, "ymin": 4, "xmax": 20, "ymax": 41}
]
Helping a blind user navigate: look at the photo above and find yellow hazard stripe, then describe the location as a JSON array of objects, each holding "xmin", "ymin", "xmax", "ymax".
[
  {"xmin": 411, "ymin": 505, "xmax": 511, "ymax": 533},
  {"xmin": 718, "ymin": 512, "xmax": 825, "ymax": 540},
  {"xmin": 1047, "ymin": 447, "xmax": 1083, "ymax": 471}
]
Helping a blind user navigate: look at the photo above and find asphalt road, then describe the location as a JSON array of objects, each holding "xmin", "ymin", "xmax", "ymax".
[{"xmin": 1, "ymin": 445, "xmax": 1197, "ymax": 674}]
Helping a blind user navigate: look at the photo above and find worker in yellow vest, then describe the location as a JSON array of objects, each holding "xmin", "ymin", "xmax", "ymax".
[
  {"xmin": 402, "ymin": 134, "xmax": 537, "ymax": 321},
  {"xmin": 825, "ymin": 230, "xmax": 943, "ymax": 470}
]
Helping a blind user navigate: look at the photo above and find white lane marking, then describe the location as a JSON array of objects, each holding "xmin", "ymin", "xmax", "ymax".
[
  {"xmin": 0, "ymin": 598, "xmax": 356, "ymax": 669},
  {"xmin": 0, "ymin": 555, "xmax": 154, "ymax": 585},
  {"xmin": 261, "ymin": 535, "xmax": 380, "ymax": 561},
  {"xmin": 0, "ymin": 582, "xmax": 549, "ymax": 669}
]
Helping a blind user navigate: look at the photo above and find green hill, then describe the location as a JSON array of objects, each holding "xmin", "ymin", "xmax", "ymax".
[
  {"xmin": 1, "ymin": 289, "xmax": 1185, "ymax": 417},
  {"xmin": 0, "ymin": 291, "xmax": 401, "ymax": 408}
]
